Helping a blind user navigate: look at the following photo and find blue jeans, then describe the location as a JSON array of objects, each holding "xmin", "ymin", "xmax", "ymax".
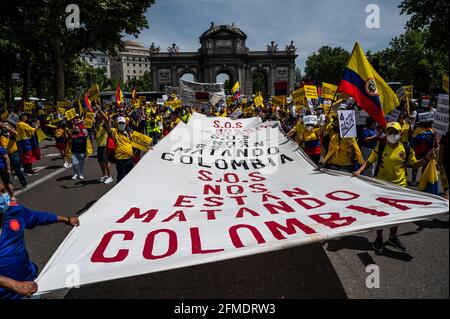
[
  {"xmin": 72, "ymin": 153, "xmax": 86, "ymax": 176},
  {"xmin": 9, "ymin": 151, "xmax": 27, "ymax": 186}
]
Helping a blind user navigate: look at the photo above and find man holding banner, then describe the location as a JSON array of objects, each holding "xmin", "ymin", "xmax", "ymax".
[{"xmin": 353, "ymin": 122, "xmax": 435, "ymax": 252}]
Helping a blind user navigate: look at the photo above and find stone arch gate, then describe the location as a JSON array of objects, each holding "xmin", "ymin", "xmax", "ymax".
[{"xmin": 149, "ymin": 23, "xmax": 297, "ymax": 96}]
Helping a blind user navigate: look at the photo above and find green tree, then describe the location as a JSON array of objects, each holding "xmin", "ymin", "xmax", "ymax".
[
  {"xmin": 399, "ymin": 0, "xmax": 449, "ymax": 52},
  {"xmin": 1, "ymin": 0, "xmax": 155, "ymax": 103},
  {"xmin": 304, "ymin": 46, "xmax": 350, "ymax": 85},
  {"xmin": 367, "ymin": 30, "xmax": 448, "ymax": 93}
]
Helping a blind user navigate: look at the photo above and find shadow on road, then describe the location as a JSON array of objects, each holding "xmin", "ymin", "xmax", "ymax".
[
  {"xmin": 325, "ymin": 236, "xmax": 414, "ymax": 262},
  {"xmin": 415, "ymin": 219, "xmax": 449, "ymax": 231},
  {"xmin": 65, "ymin": 244, "xmax": 348, "ymax": 299}
]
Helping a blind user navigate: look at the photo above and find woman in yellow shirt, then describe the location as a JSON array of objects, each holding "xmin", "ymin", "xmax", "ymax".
[
  {"xmin": 106, "ymin": 115, "xmax": 134, "ymax": 183},
  {"xmin": 353, "ymin": 122, "xmax": 434, "ymax": 253}
]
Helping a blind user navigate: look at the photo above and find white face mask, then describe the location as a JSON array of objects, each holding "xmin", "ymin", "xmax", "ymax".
[{"xmin": 387, "ymin": 134, "xmax": 401, "ymax": 144}]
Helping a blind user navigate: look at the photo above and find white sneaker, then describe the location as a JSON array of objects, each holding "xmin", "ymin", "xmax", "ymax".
[
  {"xmin": 79, "ymin": 175, "xmax": 85, "ymax": 180},
  {"xmin": 64, "ymin": 162, "xmax": 70, "ymax": 168},
  {"xmin": 72, "ymin": 174, "xmax": 79, "ymax": 180},
  {"xmin": 104, "ymin": 176, "xmax": 113, "ymax": 184},
  {"xmin": 99, "ymin": 176, "xmax": 107, "ymax": 183}
]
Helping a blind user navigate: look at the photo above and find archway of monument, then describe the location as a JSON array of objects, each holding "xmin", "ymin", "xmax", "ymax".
[
  {"xmin": 252, "ymin": 69, "xmax": 269, "ymax": 97},
  {"xmin": 216, "ymin": 71, "xmax": 233, "ymax": 95},
  {"xmin": 180, "ymin": 72, "xmax": 196, "ymax": 82}
]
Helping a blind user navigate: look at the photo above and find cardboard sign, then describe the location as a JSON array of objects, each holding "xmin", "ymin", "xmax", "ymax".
[
  {"xmin": 432, "ymin": 94, "xmax": 449, "ymax": 138},
  {"xmin": 338, "ymin": 110, "xmax": 357, "ymax": 138},
  {"xmin": 131, "ymin": 131, "xmax": 152, "ymax": 151},
  {"xmin": 65, "ymin": 108, "xmax": 77, "ymax": 121},
  {"xmin": 304, "ymin": 85, "xmax": 318, "ymax": 100},
  {"xmin": 24, "ymin": 102, "xmax": 34, "ymax": 113},
  {"xmin": 417, "ymin": 112, "xmax": 435, "ymax": 123},
  {"xmin": 387, "ymin": 108, "xmax": 401, "ymax": 123},
  {"xmin": 303, "ymin": 115, "xmax": 318, "ymax": 125},
  {"xmin": 321, "ymin": 83, "xmax": 337, "ymax": 100},
  {"xmin": 403, "ymin": 85, "xmax": 413, "ymax": 100}
]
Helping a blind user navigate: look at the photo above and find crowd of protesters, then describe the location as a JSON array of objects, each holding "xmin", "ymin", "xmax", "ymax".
[{"xmin": 0, "ymin": 89, "xmax": 448, "ymax": 299}]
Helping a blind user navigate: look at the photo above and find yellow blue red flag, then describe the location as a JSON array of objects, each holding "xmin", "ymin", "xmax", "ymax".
[
  {"xmin": 231, "ymin": 81, "xmax": 241, "ymax": 99},
  {"xmin": 337, "ymin": 42, "xmax": 399, "ymax": 128},
  {"xmin": 116, "ymin": 84, "xmax": 123, "ymax": 106},
  {"xmin": 418, "ymin": 159, "xmax": 440, "ymax": 195}
]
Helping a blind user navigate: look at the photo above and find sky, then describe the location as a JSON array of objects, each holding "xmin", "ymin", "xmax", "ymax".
[{"xmin": 126, "ymin": 0, "xmax": 409, "ymax": 74}]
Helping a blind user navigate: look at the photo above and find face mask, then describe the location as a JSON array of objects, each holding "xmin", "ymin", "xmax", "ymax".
[
  {"xmin": 306, "ymin": 126, "xmax": 314, "ymax": 132},
  {"xmin": 118, "ymin": 123, "xmax": 126, "ymax": 131},
  {"xmin": 0, "ymin": 193, "xmax": 11, "ymax": 212},
  {"xmin": 387, "ymin": 134, "xmax": 401, "ymax": 144}
]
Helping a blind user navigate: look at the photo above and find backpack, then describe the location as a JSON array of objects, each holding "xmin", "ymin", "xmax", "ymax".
[{"xmin": 374, "ymin": 141, "xmax": 411, "ymax": 177}]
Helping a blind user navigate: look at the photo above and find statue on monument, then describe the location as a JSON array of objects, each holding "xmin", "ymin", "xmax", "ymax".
[
  {"xmin": 286, "ymin": 41, "xmax": 296, "ymax": 54},
  {"xmin": 267, "ymin": 41, "xmax": 278, "ymax": 53},
  {"xmin": 168, "ymin": 43, "xmax": 180, "ymax": 54},
  {"xmin": 149, "ymin": 42, "xmax": 160, "ymax": 54}
]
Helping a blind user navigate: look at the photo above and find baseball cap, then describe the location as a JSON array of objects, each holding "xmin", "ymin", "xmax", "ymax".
[
  {"xmin": 386, "ymin": 122, "xmax": 401, "ymax": 131},
  {"xmin": 117, "ymin": 116, "xmax": 126, "ymax": 124}
]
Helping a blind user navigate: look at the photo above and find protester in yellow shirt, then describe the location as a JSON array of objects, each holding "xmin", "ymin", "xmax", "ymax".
[
  {"xmin": 353, "ymin": 122, "xmax": 434, "ymax": 253},
  {"xmin": 106, "ymin": 115, "xmax": 134, "ymax": 183},
  {"xmin": 0, "ymin": 122, "xmax": 28, "ymax": 188},
  {"xmin": 320, "ymin": 118, "xmax": 363, "ymax": 173},
  {"xmin": 95, "ymin": 109, "xmax": 113, "ymax": 184}
]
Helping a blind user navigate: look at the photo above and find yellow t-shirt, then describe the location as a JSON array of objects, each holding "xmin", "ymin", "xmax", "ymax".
[
  {"xmin": 367, "ymin": 142, "xmax": 418, "ymax": 187},
  {"xmin": 112, "ymin": 128, "xmax": 133, "ymax": 160},
  {"xmin": 0, "ymin": 136, "xmax": 18, "ymax": 154},
  {"xmin": 294, "ymin": 122, "xmax": 305, "ymax": 142},
  {"xmin": 325, "ymin": 134, "xmax": 364, "ymax": 167},
  {"xmin": 299, "ymin": 128, "xmax": 321, "ymax": 143},
  {"xmin": 400, "ymin": 122, "xmax": 410, "ymax": 144}
]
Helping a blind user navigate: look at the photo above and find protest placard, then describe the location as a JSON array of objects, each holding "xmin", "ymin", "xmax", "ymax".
[
  {"xmin": 417, "ymin": 112, "xmax": 435, "ymax": 123},
  {"xmin": 321, "ymin": 83, "xmax": 337, "ymax": 100},
  {"xmin": 131, "ymin": 131, "xmax": 152, "ymax": 151},
  {"xmin": 65, "ymin": 108, "xmax": 77, "ymax": 121},
  {"xmin": 304, "ymin": 85, "xmax": 318, "ymax": 100},
  {"xmin": 432, "ymin": 94, "xmax": 449, "ymax": 138},
  {"xmin": 338, "ymin": 110, "xmax": 357, "ymax": 138}
]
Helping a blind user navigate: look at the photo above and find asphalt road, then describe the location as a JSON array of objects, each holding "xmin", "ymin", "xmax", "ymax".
[{"xmin": 15, "ymin": 139, "xmax": 449, "ymax": 299}]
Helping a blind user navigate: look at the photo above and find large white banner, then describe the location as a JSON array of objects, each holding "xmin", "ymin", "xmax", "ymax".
[
  {"xmin": 179, "ymin": 79, "xmax": 226, "ymax": 110},
  {"xmin": 36, "ymin": 113, "xmax": 448, "ymax": 294}
]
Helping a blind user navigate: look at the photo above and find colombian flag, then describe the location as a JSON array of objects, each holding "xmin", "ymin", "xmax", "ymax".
[
  {"xmin": 16, "ymin": 121, "xmax": 41, "ymax": 165},
  {"xmin": 231, "ymin": 81, "xmax": 241, "ymax": 99},
  {"xmin": 116, "ymin": 84, "xmax": 123, "ymax": 106},
  {"xmin": 418, "ymin": 159, "xmax": 440, "ymax": 195},
  {"xmin": 84, "ymin": 94, "xmax": 94, "ymax": 113},
  {"xmin": 337, "ymin": 43, "xmax": 399, "ymax": 128}
]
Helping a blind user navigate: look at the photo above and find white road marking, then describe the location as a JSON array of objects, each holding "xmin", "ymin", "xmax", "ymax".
[
  {"xmin": 45, "ymin": 153, "xmax": 62, "ymax": 157},
  {"xmin": 16, "ymin": 167, "xmax": 67, "ymax": 197}
]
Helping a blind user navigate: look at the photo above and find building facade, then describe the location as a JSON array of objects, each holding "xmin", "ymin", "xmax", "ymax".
[
  {"xmin": 109, "ymin": 40, "xmax": 151, "ymax": 84},
  {"xmin": 80, "ymin": 51, "xmax": 111, "ymax": 77},
  {"xmin": 149, "ymin": 23, "xmax": 298, "ymax": 96}
]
